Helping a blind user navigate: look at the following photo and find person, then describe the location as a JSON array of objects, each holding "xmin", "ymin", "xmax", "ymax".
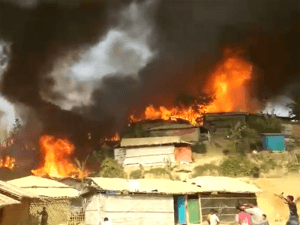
[
  {"xmin": 37, "ymin": 207, "xmax": 48, "ymax": 225},
  {"xmin": 207, "ymin": 212, "xmax": 211, "ymax": 224},
  {"xmin": 236, "ymin": 206, "xmax": 253, "ymax": 225},
  {"xmin": 103, "ymin": 217, "xmax": 113, "ymax": 225},
  {"xmin": 277, "ymin": 193, "xmax": 300, "ymax": 225},
  {"xmin": 209, "ymin": 209, "xmax": 220, "ymax": 225},
  {"xmin": 262, "ymin": 214, "xmax": 269, "ymax": 225},
  {"xmin": 243, "ymin": 204, "xmax": 265, "ymax": 225}
]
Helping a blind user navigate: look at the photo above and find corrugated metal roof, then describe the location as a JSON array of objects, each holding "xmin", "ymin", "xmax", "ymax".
[
  {"xmin": 188, "ymin": 176, "xmax": 262, "ymax": 193},
  {"xmin": 88, "ymin": 177, "xmax": 203, "ymax": 194},
  {"xmin": 120, "ymin": 136, "xmax": 190, "ymax": 147},
  {"xmin": 148, "ymin": 124, "xmax": 195, "ymax": 130},
  {"xmin": 0, "ymin": 180, "xmax": 39, "ymax": 200},
  {"xmin": 0, "ymin": 193, "xmax": 20, "ymax": 207},
  {"xmin": 7, "ymin": 176, "xmax": 79, "ymax": 198}
]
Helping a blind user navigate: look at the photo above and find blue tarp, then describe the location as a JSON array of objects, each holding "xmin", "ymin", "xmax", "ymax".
[
  {"xmin": 177, "ymin": 196, "xmax": 187, "ymax": 224},
  {"xmin": 262, "ymin": 134, "xmax": 286, "ymax": 152}
]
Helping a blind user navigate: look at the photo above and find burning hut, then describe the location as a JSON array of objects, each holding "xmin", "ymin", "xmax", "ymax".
[
  {"xmin": 114, "ymin": 136, "xmax": 193, "ymax": 167},
  {"xmin": 7, "ymin": 176, "xmax": 82, "ymax": 225},
  {"xmin": 147, "ymin": 123, "xmax": 201, "ymax": 143}
]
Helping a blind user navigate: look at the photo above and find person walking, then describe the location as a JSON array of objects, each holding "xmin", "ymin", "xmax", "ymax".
[
  {"xmin": 277, "ymin": 193, "xmax": 299, "ymax": 225},
  {"xmin": 236, "ymin": 206, "xmax": 253, "ymax": 225},
  {"xmin": 37, "ymin": 207, "xmax": 48, "ymax": 225}
]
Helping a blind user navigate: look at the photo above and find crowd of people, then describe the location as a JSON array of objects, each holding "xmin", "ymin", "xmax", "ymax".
[{"xmin": 205, "ymin": 193, "xmax": 299, "ymax": 225}]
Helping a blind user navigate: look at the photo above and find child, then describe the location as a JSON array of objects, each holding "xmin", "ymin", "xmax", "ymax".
[
  {"xmin": 262, "ymin": 214, "xmax": 269, "ymax": 225},
  {"xmin": 210, "ymin": 209, "xmax": 220, "ymax": 225}
]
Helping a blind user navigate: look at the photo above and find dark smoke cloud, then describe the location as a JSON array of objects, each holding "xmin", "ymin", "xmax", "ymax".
[
  {"xmin": 0, "ymin": 0, "xmax": 299, "ymax": 152},
  {"xmin": 0, "ymin": 0, "xmax": 135, "ymax": 149},
  {"xmin": 85, "ymin": 0, "xmax": 299, "ymax": 130}
]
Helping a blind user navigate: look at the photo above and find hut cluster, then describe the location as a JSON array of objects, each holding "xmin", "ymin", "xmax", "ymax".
[{"xmin": 0, "ymin": 175, "xmax": 261, "ymax": 225}]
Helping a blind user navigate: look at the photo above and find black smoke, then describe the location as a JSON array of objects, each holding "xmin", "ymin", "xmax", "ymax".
[
  {"xmin": 0, "ymin": 0, "xmax": 299, "ymax": 150},
  {"xmin": 0, "ymin": 0, "xmax": 135, "ymax": 150}
]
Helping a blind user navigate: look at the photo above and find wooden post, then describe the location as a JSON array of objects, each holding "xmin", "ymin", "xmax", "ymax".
[
  {"xmin": 185, "ymin": 195, "xmax": 190, "ymax": 225},
  {"xmin": 198, "ymin": 194, "xmax": 202, "ymax": 224}
]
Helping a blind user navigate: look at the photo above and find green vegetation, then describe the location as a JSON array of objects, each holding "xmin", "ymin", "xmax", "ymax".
[
  {"xmin": 219, "ymin": 157, "xmax": 256, "ymax": 177},
  {"xmin": 247, "ymin": 117, "xmax": 283, "ymax": 134},
  {"xmin": 286, "ymin": 87, "xmax": 300, "ymax": 121},
  {"xmin": 130, "ymin": 169, "xmax": 143, "ymax": 179},
  {"xmin": 192, "ymin": 163, "xmax": 219, "ymax": 178},
  {"xmin": 98, "ymin": 158, "xmax": 126, "ymax": 178},
  {"xmin": 144, "ymin": 167, "xmax": 169, "ymax": 176},
  {"xmin": 191, "ymin": 142, "xmax": 207, "ymax": 154}
]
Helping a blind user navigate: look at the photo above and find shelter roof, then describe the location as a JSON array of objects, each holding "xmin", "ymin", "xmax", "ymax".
[
  {"xmin": 188, "ymin": 176, "xmax": 262, "ymax": 193},
  {"xmin": 0, "ymin": 193, "xmax": 20, "ymax": 207},
  {"xmin": 87, "ymin": 177, "xmax": 202, "ymax": 195},
  {"xmin": 0, "ymin": 180, "xmax": 39, "ymax": 200},
  {"xmin": 148, "ymin": 124, "xmax": 196, "ymax": 131},
  {"xmin": 120, "ymin": 136, "xmax": 190, "ymax": 147},
  {"xmin": 7, "ymin": 176, "xmax": 79, "ymax": 198}
]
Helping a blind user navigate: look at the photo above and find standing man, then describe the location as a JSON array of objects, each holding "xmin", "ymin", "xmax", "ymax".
[
  {"xmin": 37, "ymin": 207, "xmax": 48, "ymax": 225},
  {"xmin": 103, "ymin": 217, "xmax": 113, "ymax": 225},
  {"xmin": 276, "ymin": 193, "xmax": 299, "ymax": 225}
]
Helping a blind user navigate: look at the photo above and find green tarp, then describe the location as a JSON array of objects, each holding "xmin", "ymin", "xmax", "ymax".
[{"xmin": 188, "ymin": 200, "xmax": 200, "ymax": 224}]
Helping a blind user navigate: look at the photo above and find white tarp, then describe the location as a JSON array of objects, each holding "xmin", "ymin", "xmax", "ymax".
[
  {"xmin": 123, "ymin": 146, "xmax": 175, "ymax": 166},
  {"xmin": 99, "ymin": 195, "xmax": 175, "ymax": 225}
]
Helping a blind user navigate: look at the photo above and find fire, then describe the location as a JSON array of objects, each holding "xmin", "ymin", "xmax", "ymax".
[
  {"xmin": 204, "ymin": 49, "xmax": 253, "ymax": 112},
  {"xmin": 101, "ymin": 133, "xmax": 120, "ymax": 142},
  {"xmin": 130, "ymin": 48, "xmax": 255, "ymax": 125},
  {"xmin": 32, "ymin": 135, "xmax": 88, "ymax": 179},
  {"xmin": 129, "ymin": 105, "xmax": 204, "ymax": 125},
  {"xmin": 0, "ymin": 156, "xmax": 16, "ymax": 169}
]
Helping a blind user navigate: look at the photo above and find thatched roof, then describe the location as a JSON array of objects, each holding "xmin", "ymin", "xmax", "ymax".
[
  {"xmin": 120, "ymin": 136, "xmax": 190, "ymax": 147},
  {"xmin": 188, "ymin": 176, "xmax": 262, "ymax": 193},
  {"xmin": 88, "ymin": 177, "xmax": 202, "ymax": 195},
  {"xmin": 0, "ymin": 180, "xmax": 39, "ymax": 200},
  {"xmin": 7, "ymin": 176, "xmax": 79, "ymax": 198},
  {"xmin": 0, "ymin": 193, "xmax": 20, "ymax": 207}
]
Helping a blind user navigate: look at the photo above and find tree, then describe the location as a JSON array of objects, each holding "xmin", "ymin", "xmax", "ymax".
[
  {"xmin": 98, "ymin": 158, "xmax": 126, "ymax": 178},
  {"xmin": 122, "ymin": 124, "xmax": 146, "ymax": 138}
]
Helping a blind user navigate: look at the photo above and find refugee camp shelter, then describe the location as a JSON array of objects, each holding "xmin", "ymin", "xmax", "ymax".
[
  {"xmin": 261, "ymin": 133, "xmax": 286, "ymax": 152},
  {"xmin": 114, "ymin": 136, "xmax": 193, "ymax": 167},
  {"xmin": 0, "ymin": 179, "xmax": 41, "ymax": 225},
  {"xmin": 8, "ymin": 176, "xmax": 82, "ymax": 225},
  {"xmin": 203, "ymin": 112, "xmax": 248, "ymax": 135},
  {"xmin": 82, "ymin": 177, "xmax": 203, "ymax": 225},
  {"xmin": 185, "ymin": 176, "xmax": 262, "ymax": 223},
  {"xmin": 147, "ymin": 123, "xmax": 200, "ymax": 143}
]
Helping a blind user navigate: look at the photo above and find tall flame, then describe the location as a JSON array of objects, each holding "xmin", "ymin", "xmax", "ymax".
[
  {"xmin": 32, "ymin": 135, "xmax": 88, "ymax": 179},
  {"xmin": 130, "ymin": 49, "xmax": 255, "ymax": 125},
  {"xmin": 0, "ymin": 156, "xmax": 16, "ymax": 169}
]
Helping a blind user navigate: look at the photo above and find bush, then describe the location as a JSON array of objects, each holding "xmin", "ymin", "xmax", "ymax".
[
  {"xmin": 191, "ymin": 142, "xmax": 207, "ymax": 154},
  {"xmin": 130, "ymin": 169, "xmax": 143, "ymax": 179},
  {"xmin": 219, "ymin": 157, "xmax": 257, "ymax": 177},
  {"xmin": 98, "ymin": 158, "xmax": 126, "ymax": 178},
  {"xmin": 144, "ymin": 168, "xmax": 168, "ymax": 176},
  {"xmin": 192, "ymin": 164, "xmax": 219, "ymax": 178}
]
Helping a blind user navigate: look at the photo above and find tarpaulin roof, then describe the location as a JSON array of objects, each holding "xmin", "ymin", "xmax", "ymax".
[
  {"xmin": 0, "ymin": 180, "xmax": 40, "ymax": 200},
  {"xmin": 120, "ymin": 136, "xmax": 191, "ymax": 147},
  {"xmin": 8, "ymin": 176, "xmax": 79, "ymax": 198},
  {"xmin": 88, "ymin": 177, "xmax": 203, "ymax": 195},
  {"xmin": 188, "ymin": 176, "xmax": 262, "ymax": 193},
  {"xmin": 0, "ymin": 193, "xmax": 20, "ymax": 207}
]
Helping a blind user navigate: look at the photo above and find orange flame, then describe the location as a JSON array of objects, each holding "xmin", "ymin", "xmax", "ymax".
[
  {"xmin": 129, "ymin": 105, "xmax": 204, "ymax": 125},
  {"xmin": 32, "ymin": 135, "xmax": 88, "ymax": 179},
  {"xmin": 0, "ymin": 156, "xmax": 16, "ymax": 169},
  {"xmin": 102, "ymin": 133, "xmax": 120, "ymax": 142},
  {"xmin": 204, "ymin": 49, "xmax": 253, "ymax": 112},
  {"xmin": 130, "ymin": 49, "xmax": 256, "ymax": 125}
]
